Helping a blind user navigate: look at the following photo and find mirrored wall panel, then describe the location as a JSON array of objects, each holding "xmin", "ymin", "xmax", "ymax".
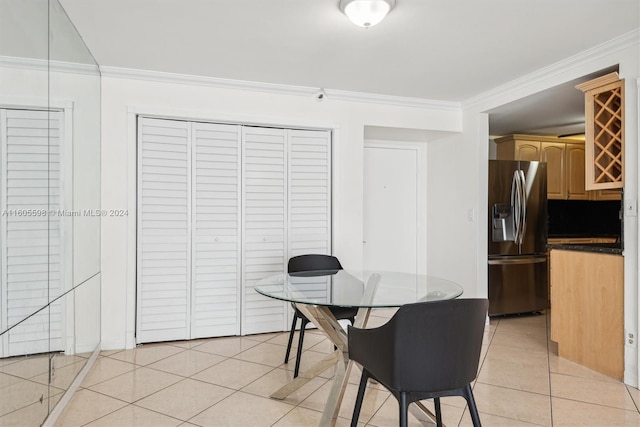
[{"xmin": 0, "ymin": 1, "xmax": 101, "ymax": 424}]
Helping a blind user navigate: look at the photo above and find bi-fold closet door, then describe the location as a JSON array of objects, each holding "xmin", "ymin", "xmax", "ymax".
[
  {"xmin": 0, "ymin": 109, "xmax": 64, "ymax": 357},
  {"xmin": 136, "ymin": 117, "xmax": 331, "ymax": 343}
]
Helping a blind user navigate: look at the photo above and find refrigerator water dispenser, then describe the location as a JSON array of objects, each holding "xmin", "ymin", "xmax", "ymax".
[{"xmin": 492, "ymin": 203, "xmax": 515, "ymax": 242}]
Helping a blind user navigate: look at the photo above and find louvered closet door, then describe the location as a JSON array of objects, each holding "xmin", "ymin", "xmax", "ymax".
[
  {"xmin": 1, "ymin": 109, "xmax": 63, "ymax": 357},
  {"xmin": 191, "ymin": 122, "xmax": 241, "ymax": 338},
  {"xmin": 288, "ymin": 130, "xmax": 332, "ymax": 306},
  {"xmin": 241, "ymin": 127, "xmax": 287, "ymax": 335},
  {"xmin": 137, "ymin": 118, "xmax": 191, "ymax": 343},
  {"xmin": 288, "ymin": 130, "xmax": 331, "ymax": 256}
]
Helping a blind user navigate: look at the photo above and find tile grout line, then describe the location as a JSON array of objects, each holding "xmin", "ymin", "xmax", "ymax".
[
  {"xmin": 472, "ymin": 315, "xmax": 555, "ymax": 426},
  {"xmin": 80, "ymin": 349, "xmax": 210, "ymax": 424},
  {"xmin": 82, "ymin": 350, "xmax": 274, "ymax": 426},
  {"xmin": 545, "ymin": 310, "xmax": 555, "ymax": 427},
  {"xmin": 178, "ymin": 343, "xmax": 333, "ymax": 426},
  {"xmin": 55, "ymin": 314, "xmax": 640, "ymax": 426},
  {"xmin": 464, "ymin": 317, "xmax": 498, "ymax": 426},
  {"xmin": 626, "ymin": 385, "xmax": 640, "ymax": 414}
]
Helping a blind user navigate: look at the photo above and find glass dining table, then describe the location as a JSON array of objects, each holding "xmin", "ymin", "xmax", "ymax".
[{"xmin": 254, "ymin": 270, "xmax": 463, "ymax": 426}]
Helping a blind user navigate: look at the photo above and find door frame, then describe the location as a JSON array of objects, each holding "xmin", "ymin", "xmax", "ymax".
[{"xmin": 363, "ymin": 140, "xmax": 427, "ymax": 276}]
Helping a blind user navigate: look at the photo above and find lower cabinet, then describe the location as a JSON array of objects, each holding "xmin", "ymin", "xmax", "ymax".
[
  {"xmin": 136, "ymin": 117, "xmax": 331, "ymax": 343},
  {"xmin": 549, "ymin": 249, "xmax": 623, "ymax": 379}
]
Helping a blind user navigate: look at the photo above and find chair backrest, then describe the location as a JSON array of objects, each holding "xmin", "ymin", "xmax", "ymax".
[
  {"xmin": 287, "ymin": 254, "xmax": 343, "ymax": 274},
  {"xmin": 353, "ymin": 298, "xmax": 488, "ymax": 392}
]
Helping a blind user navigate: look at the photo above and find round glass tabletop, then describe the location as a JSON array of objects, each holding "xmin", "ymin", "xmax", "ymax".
[{"xmin": 254, "ymin": 270, "xmax": 463, "ymax": 308}]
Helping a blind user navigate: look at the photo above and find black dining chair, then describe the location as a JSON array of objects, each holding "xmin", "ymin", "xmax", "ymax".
[
  {"xmin": 285, "ymin": 254, "xmax": 358, "ymax": 378},
  {"xmin": 348, "ymin": 298, "xmax": 488, "ymax": 427}
]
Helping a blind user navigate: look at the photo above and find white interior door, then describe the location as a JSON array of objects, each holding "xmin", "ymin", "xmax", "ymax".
[
  {"xmin": 241, "ymin": 126, "xmax": 287, "ymax": 335},
  {"xmin": 1, "ymin": 109, "xmax": 64, "ymax": 357},
  {"xmin": 363, "ymin": 142, "xmax": 423, "ymax": 275},
  {"xmin": 191, "ymin": 122, "xmax": 241, "ymax": 338},
  {"xmin": 287, "ymin": 129, "xmax": 332, "ymax": 317},
  {"xmin": 137, "ymin": 117, "xmax": 191, "ymax": 343},
  {"xmin": 288, "ymin": 129, "xmax": 331, "ymax": 258}
]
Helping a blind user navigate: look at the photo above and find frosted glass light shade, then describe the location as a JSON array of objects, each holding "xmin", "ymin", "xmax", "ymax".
[{"xmin": 339, "ymin": 0, "xmax": 396, "ymax": 28}]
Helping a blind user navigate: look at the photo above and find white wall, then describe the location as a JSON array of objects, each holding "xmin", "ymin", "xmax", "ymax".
[
  {"xmin": 425, "ymin": 112, "xmax": 489, "ymax": 297},
  {"xmin": 50, "ymin": 70, "xmax": 102, "ymax": 286},
  {"xmin": 99, "ymin": 75, "xmax": 463, "ymax": 349}
]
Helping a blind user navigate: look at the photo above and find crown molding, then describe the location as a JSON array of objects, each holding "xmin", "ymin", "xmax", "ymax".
[
  {"xmin": 463, "ymin": 29, "xmax": 640, "ymax": 112},
  {"xmin": 575, "ymin": 71, "xmax": 620, "ymax": 92},
  {"xmin": 99, "ymin": 66, "xmax": 319, "ymax": 96},
  {"xmin": 0, "ymin": 55, "xmax": 100, "ymax": 76},
  {"xmin": 324, "ymin": 88, "xmax": 460, "ymax": 110},
  {"xmin": 1, "ymin": 56, "xmax": 460, "ymax": 111},
  {"xmin": 0, "ymin": 56, "xmax": 48, "ymax": 72},
  {"xmin": 99, "ymin": 66, "xmax": 461, "ymax": 111}
]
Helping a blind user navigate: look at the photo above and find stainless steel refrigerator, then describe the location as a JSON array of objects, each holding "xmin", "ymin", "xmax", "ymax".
[{"xmin": 488, "ymin": 160, "xmax": 549, "ymax": 316}]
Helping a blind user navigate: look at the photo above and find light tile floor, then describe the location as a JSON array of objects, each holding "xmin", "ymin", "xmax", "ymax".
[{"xmin": 53, "ymin": 310, "xmax": 640, "ymax": 426}]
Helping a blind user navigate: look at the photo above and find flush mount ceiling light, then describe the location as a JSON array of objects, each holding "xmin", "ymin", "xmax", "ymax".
[{"xmin": 339, "ymin": 0, "xmax": 396, "ymax": 28}]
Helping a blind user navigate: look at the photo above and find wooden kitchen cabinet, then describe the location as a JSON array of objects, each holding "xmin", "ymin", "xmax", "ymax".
[
  {"xmin": 495, "ymin": 135, "xmax": 574, "ymax": 199},
  {"xmin": 592, "ymin": 189, "xmax": 623, "ymax": 201},
  {"xmin": 565, "ymin": 143, "xmax": 622, "ymax": 200},
  {"xmin": 576, "ymin": 72, "xmax": 624, "ymax": 191},
  {"xmin": 496, "ymin": 136, "xmax": 540, "ymax": 161},
  {"xmin": 514, "ymin": 141, "xmax": 540, "ymax": 161},
  {"xmin": 540, "ymin": 142, "xmax": 566, "ymax": 199},
  {"xmin": 549, "ymin": 249, "xmax": 623, "ymax": 379},
  {"xmin": 495, "ymin": 134, "xmax": 621, "ymax": 200},
  {"xmin": 565, "ymin": 143, "xmax": 588, "ymax": 200}
]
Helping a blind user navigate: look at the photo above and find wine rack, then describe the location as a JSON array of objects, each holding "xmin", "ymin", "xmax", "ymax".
[{"xmin": 576, "ymin": 72, "xmax": 624, "ymax": 190}]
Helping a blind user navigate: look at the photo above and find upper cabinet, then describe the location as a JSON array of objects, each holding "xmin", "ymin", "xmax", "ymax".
[
  {"xmin": 576, "ymin": 72, "xmax": 625, "ymax": 191},
  {"xmin": 494, "ymin": 134, "xmax": 621, "ymax": 201},
  {"xmin": 540, "ymin": 142, "xmax": 566, "ymax": 200},
  {"xmin": 496, "ymin": 136, "xmax": 539, "ymax": 161},
  {"xmin": 514, "ymin": 140, "xmax": 541, "ymax": 161},
  {"xmin": 565, "ymin": 143, "xmax": 587, "ymax": 200}
]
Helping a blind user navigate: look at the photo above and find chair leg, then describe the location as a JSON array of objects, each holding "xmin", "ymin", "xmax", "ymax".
[
  {"xmin": 434, "ymin": 397, "xmax": 443, "ymax": 427},
  {"xmin": 284, "ymin": 314, "xmax": 298, "ymax": 364},
  {"xmin": 399, "ymin": 392, "xmax": 408, "ymax": 427},
  {"xmin": 351, "ymin": 370, "xmax": 369, "ymax": 427},
  {"xmin": 463, "ymin": 384, "xmax": 482, "ymax": 427},
  {"xmin": 293, "ymin": 318, "xmax": 308, "ymax": 378}
]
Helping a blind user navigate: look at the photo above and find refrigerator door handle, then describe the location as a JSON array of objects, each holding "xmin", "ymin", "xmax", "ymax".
[
  {"xmin": 518, "ymin": 169, "xmax": 527, "ymax": 245},
  {"xmin": 515, "ymin": 171, "xmax": 522, "ymax": 244},
  {"xmin": 511, "ymin": 171, "xmax": 521, "ymax": 244}
]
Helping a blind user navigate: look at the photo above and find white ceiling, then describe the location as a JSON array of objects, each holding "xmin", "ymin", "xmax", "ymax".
[
  {"xmin": 57, "ymin": 0, "xmax": 639, "ymax": 134},
  {"xmin": 486, "ymin": 65, "xmax": 619, "ymax": 136}
]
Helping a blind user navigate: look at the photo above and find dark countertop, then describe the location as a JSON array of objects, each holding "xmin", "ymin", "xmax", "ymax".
[{"xmin": 547, "ymin": 243, "xmax": 623, "ymax": 255}]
